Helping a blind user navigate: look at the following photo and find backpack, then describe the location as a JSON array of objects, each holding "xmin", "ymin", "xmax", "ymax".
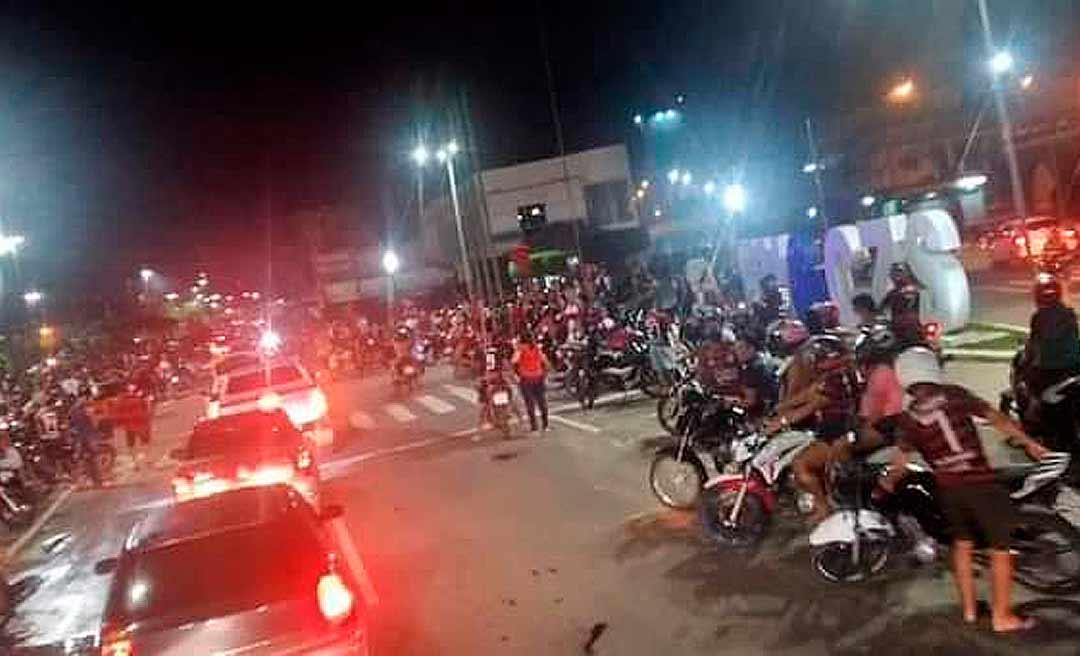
[{"xmin": 517, "ymin": 345, "xmax": 545, "ymax": 379}]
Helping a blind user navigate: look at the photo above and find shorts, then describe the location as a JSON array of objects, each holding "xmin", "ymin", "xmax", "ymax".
[
  {"xmin": 125, "ymin": 428, "xmax": 151, "ymax": 449},
  {"xmin": 937, "ymin": 481, "xmax": 1016, "ymax": 550}
]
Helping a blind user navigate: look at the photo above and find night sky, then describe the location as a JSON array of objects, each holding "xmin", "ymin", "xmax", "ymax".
[{"xmin": 0, "ymin": 0, "xmax": 1069, "ymax": 296}]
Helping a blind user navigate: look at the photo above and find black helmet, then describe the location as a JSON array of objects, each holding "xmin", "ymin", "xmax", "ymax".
[
  {"xmin": 889, "ymin": 262, "xmax": 913, "ymax": 284},
  {"xmin": 806, "ymin": 301, "xmax": 840, "ymax": 334},
  {"xmin": 803, "ymin": 335, "xmax": 851, "ymax": 375},
  {"xmin": 1034, "ymin": 272, "xmax": 1063, "ymax": 307},
  {"xmin": 855, "ymin": 324, "xmax": 898, "ymax": 365},
  {"xmin": 766, "ymin": 318, "xmax": 809, "ymax": 357}
]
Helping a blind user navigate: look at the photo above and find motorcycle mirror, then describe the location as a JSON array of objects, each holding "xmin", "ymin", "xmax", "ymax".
[{"xmin": 94, "ymin": 557, "xmax": 119, "ymax": 575}]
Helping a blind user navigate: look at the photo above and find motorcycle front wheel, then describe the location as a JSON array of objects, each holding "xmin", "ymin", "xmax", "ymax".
[
  {"xmin": 699, "ymin": 487, "xmax": 769, "ymax": 548},
  {"xmin": 811, "ymin": 540, "xmax": 890, "ymax": 584},
  {"xmin": 1011, "ymin": 508, "xmax": 1080, "ymax": 593},
  {"xmin": 656, "ymin": 393, "xmax": 682, "ymax": 435},
  {"xmin": 649, "ymin": 448, "xmax": 705, "ymax": 509}
]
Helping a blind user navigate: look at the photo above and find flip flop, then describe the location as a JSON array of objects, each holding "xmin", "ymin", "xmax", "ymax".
[{"xmin": 993, "ymin": 616, "xmax": 1038, "ymax": 634}]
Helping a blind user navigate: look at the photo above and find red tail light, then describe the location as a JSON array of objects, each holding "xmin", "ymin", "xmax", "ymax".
[
  {"xmin": 1064, "ymin": 229, "xmax": 1076, "ymax": 238},
  {"xmin": 924, "ymin": 322, "xmax": 941, "ymax": 341},
  {"xmin": 101, "ymin": 632, "xmax": 134, "ymax": 656},
  {"xmin": 317, "ymin": 572, "xmax": 355, "ymax": 623},
  {"xmin": 297, "ymin": 447, "xmax": 314, "ymax": 472},
  {"xmin": 1014, "ymin": 236, "xmax": 1027, "ymax": 246}
]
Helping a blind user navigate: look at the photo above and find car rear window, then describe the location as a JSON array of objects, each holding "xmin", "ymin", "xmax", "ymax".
[
  {"xmin": 188, "ymin": 412, "xmax": 301, "ymax": 459},
  {"xmin": 111, "ymin": 518, "xmax": 325, "ymax": 625},
  {"xmin": 225, "ymin": 366, "xmax": 305, "ymax": 395}
]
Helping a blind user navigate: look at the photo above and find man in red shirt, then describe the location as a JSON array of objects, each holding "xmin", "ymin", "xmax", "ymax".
[
  {"xmin": 110, "ymin": 384, "xmax": 152, "ymax": 471},
  {"xmin": 882, "ymin": 349, "xmax": 1048, "ymax": 633}
]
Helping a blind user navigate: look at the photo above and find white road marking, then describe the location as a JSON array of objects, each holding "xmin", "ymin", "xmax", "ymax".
[
  {"xmin": 415, "ymin": 394, "xmax": 455, "ymax": 414},
  {"xmin": 550, "ymin": 414, "xmax": 602, "ymax": 433},
  {"xmin": 385, "ymin": 403, "xmax": 416, "ymax": 423},
  {"xmin": 328, "ymin": 518, "xmax": 380, "ymax": 608},
  {"xmin": 549, "ymin": 389, "xmax": 643, "ymax": 414},
  {"xmin": 5, "ymin": 485, "xmax": 74, "ymax": 560},
  {"xmin": 443, "ymin": 384, "xmax": 478, "ymax": 405},
  {"xmin": 348, "ymin": 411, "xmax": 375, "ymax": 430}
]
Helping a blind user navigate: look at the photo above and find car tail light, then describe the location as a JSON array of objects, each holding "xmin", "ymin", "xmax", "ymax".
[
  {"xmin": 101, "ymin": 632, "xmax": 134, "ymax": 656},
  {"xmin": 923, "ymin": 321, "xmax": 941, "ymax": 342},
  {"xmin": 258, "ymin": 392, "xmax": 282, "ymax": 412},
  {"xmin": 1064, "ymin": 229, "xmax": 1076, "ymax": 238},
  {"xmin": 297, "ymin": 447, "xmax": 314, "ymax": 472},
  {"xmin": 317, "ymin": 572, "xmax": 354, "ymax": 624},
  {"xmin": 1014, "ymin": 236, "xmax": 1026, "ymax": 246}
]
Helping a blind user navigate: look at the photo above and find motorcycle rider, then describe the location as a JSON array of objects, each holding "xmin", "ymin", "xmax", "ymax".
[
  {"xmin": 753, "ymin": 274, "xmax": 785, "ymax": 327},
  {"xmin": 1023, "ymin": 272, "xmax": 1080, "ymax": 452},
  {"xmin": 881, "ymin": 262, "xmax": 922, "ymax": 346},
  {"xmin": 764, "ymin": 336, "xmax": 859, "ymax": 521},
  {"xmin": 732, "ymin": 332, "xmax": 777, "ymax": 420},
  {"xmin": 879, "ymin": 349, "xmax": 1049, "ymax": 633},
  {"xmin": 391, "ymin": 326, "xmax": 415, "ymax": 378}
]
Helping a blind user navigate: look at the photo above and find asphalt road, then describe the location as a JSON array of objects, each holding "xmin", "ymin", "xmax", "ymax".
[{"xmin": 4, "ymin": 274, "xmax": 1080, "ymax": 655}]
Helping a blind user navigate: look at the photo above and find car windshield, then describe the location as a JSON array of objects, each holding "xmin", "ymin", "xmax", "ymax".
[
  {"xmin": 112, "ymin": 518, "xmax": 325, "ymax": 625},
  {"xmin": 188, "ymin": 412, "xmax": 300, "ymax": 459},
  {"xmin": 225, "ymin": 366, "xmax": 304, "ymax": 395}
]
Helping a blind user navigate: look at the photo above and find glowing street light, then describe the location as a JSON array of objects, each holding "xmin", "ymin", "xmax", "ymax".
[
  {"xmin": 806, "ymin": 206, "xmax": 819, "ymax": 219},
  {"xmin": 639, "ymin": 179, "xmax": 649, "ymax": 189},
  {"xmin": 953, "ymin": 174, "xmax": 988, "ymax": 191},
  {"xmin": 861, "ymin": 195, "xmax": 877, "ymax": 208},
  {"xmin": 23, "ymin": 290, "xmax": 42, "ymax": 306},
  {"xmin": 703, "ymin": 181, "xmax": 716, "ymax": 196},
  {"xmin": 632, "ymin": 114, "xmax": 643, "ymax": 125},
  {"xmin": 723, "ymin": 183, "xmax": 747, "ymax": 214},
  {"xmin": 0, "ymin": 235, "xmax": 25, "ymax": 256},
  {"xmin": 667, "ymin": 168, "xmax": 680, "ymax": 185},
  {"xmin": 887, "ymin": 78, "xmax": 915, "ymax": 103},
  {"xmin": 802, "ymin": 162, "xmax": 820, "ymax": 174},
  {"xmin": 1020, "ymin": 74, "xmax": 1034, "ymax": 90},
  {"xmin": 680, "ymin": 171, "xmax": 692, "ymax": 186},
  {"xmin": 258, "ymin": 329, "xmax": 282, "ymax": 353},
  {"xmin": 635, "ymin": 189, "xmax": 645, "ymax": 200},
  {"xmin": 382, "ymin": 250, "xmax": 400, "ymax": 275},
  {"xmin": 989, "ymin": 50, "xmax": 1014, "ymax": 75},
  {"xmin": 411, "ymin": 144, "xmax": 429, "ymax": 166}
]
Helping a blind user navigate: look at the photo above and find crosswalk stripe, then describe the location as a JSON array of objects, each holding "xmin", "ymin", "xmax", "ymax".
[
  {"xmin": 442, "ymin": 384, "xmax": 478, "ymax": 405},
  {"xmin": 385, "ymin": 403, "xmax": 417, "ymax": 423},
  {"xmin": 348, "ymin": 411, "xmax": 375, "ymax": 430},
  {"xmin": 415, "ymin": 394, "xmax": 455, "ymax": 414}
]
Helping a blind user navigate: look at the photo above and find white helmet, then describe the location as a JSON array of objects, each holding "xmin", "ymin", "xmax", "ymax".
[{"xmin": 895, "ymin": 347, "xmax": 942, "ymax": 389}]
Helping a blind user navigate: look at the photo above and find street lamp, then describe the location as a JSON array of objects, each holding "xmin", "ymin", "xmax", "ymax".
[
  {"xmin": 887, "ymin": 78, "xmax": 915, "ymax": 103},
  {"xmin": 632, "ymin": 114, "xmax": 643, "ymax": 125},
  {"xmin": 703, "ymin": 181, "xmax": 716, "ymax": 196},
  {"xmin": 861, "ymin": 195, "xmax": 877, "ymax": 208},
  {"xmin": 667, "ymin": 168, "xmax": 680, "ymax": 185},
  {"xmin": 806, "ymin": 206, "xmax": 819, "ymax": 219},
  {"xmin": 989, "ymin": 50, "xmax": 1014, "ymax": 75},
  {"xmin": 411, "ymin": 144, "xmax": 429, "ymax": 166},
  {"xmin": 680, "ymin": 171, "xmax": 692, "ymax": 186},
  {"xmin": 139, "ymin": 268, "xmax": 154, "ymax": 301},
  {"xmin": 23, "ymin": 290, "xmax": 42, "ymax": 306},
  {"xmin": 411, "ymin": 143, "xmax": 429, "ymax": 244},
  {"xmin": 0, "ymin": 235, "xmax": 25, "ymax": 256},
  {"xmin": 383, "ymin": 249, "xmax": 400, "ymax": 327},
  {"xmin": 722, "ymin": 183, "xmax": 747, "ymax": 215},
  {"xmin": 1020, "ymin": 74, "xmax": 1034, "ymax": 90}
]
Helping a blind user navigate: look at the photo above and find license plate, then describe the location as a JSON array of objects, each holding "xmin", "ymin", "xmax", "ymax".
[{"xmin": 492, "ymin": 391, "xmax": 509, "ymax": 405}]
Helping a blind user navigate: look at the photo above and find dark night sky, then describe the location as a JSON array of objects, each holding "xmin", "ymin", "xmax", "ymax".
[{"xmin": 0, "ymin": 0, "xmax": 1072, "ymax": 295}]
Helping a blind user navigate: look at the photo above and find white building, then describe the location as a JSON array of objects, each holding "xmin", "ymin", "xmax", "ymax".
[{"xmin": 421, "ymin": 144, "xmax": 642, "ymax": 268}]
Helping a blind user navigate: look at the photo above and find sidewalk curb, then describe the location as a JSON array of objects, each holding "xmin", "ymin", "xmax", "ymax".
[
  {"xmin": 4, "ymin": 485, "xmax": 74, "ymax": 562},
  {"xmin": 945, "ymin": 349, "xmax": 1015, "ymax": 362}
]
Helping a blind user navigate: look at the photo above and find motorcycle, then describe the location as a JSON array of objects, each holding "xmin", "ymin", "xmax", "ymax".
[
  {"xmin": 485, "ymin": 378, "xmax": 515, "ymax": 439},
  {"xmin": 809, "ymin": 452, "xmax": 1080, "ymax": 592},
  {"xmin": 999, "ymin": 339, "xmax": 1080, "ymax": 464},
  {"xmin": 392, "ymin": 356, "xmax": 422, "ymax": 395},
  {"xmin": 698, "ymin": 430, "xmax": 817, "ymax": 547},
  {"xmin": 649, "ymin": 397, "xmax": 749, "ymax": 509},
  {"xmin": 576, "ymin": 329, "xmax": 665, "ymax": 409}
]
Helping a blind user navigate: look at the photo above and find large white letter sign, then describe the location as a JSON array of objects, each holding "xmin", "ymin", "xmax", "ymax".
[{"xmin": 822, "ymin": 210, "xmax": 970, "ymax": 332}]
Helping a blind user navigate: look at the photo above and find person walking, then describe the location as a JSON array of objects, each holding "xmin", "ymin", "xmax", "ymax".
[
  {"xmin": 111, "ymin": 383, "xmax": 151, "ymax": 471},
  {"xmin": 512, "ymin": 332, "xmax": 551, "ymax": 432}
]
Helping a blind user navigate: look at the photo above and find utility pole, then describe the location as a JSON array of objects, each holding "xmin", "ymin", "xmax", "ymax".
[
  {"xmin": 977, "ymin": 0, "xmax": 1027, "ymax": 222},
  {"xmin": 444, "ymin": 151, "xmax": 475, "ymax": 304},
  {"xmin": 804, "ymin": 117, "xmax": 827, "ymax": 233}
]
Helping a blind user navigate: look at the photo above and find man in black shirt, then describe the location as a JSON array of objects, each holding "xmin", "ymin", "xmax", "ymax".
[
  {"xmin": 1026, "ymin": 274, "xmax": 1080, "ymax": 452},
  {"xmin": 733, "ymin": 334, "xmax": 776, "ymax": 418}
]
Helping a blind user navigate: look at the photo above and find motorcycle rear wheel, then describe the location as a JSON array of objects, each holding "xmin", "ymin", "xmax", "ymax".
[
  {"xmin": 1011, "ymin": 508, "xmax": 1080, "ymax": 593},
  {"xmin": 699, "ymin": 488, "xmax": 768, "ymax": 548},
  {"xmin": 649, "ymin": 450, "xmax": 705, "ymax": 509},
  {"xmin": 811, "ymin": 540, "xmax": 890, "ymax": 583}
]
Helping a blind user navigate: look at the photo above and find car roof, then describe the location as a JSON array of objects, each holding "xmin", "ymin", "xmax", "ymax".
[
  {"xmin": 192, "ymin": 408, "xmax": 296, "ymax": 434},
  {"xmin": 127, "ymin": 485, "xmax": 305, "ymax": 553}
]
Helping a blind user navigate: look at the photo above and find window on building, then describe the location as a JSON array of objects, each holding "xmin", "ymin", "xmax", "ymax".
[{"xmin": 584, "ymin": 180, "xmax": 629, "ymax": 228}]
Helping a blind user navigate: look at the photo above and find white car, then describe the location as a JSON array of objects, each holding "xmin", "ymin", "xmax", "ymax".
[{"xmin": 207, "ymin": 359, "xmax": 334, "ymax": 447}]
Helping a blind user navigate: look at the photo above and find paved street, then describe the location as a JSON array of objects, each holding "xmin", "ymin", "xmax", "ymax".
[{"xmin": 5, "ymin": 327, "xmax": 1080, "ymax": 655}]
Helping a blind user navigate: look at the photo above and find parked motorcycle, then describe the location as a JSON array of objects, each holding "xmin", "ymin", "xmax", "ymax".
[
  {"xmin": 809, "ymin": 452, "xmax": 1080, "ymax": 592},
  {"xmin": 486, "ymin": 379, "xmax": 515, "ymax": 439},
  {"xmin": 576, "ymin": 329, "xmax": 665, "ymax": 409},
  {"xmin": 649, "ymin": 397, "xmax": 749, "ymax": 509},
  {"xmin": 698, "ymin": 430, "xmax": 817, "ymax": 547}
]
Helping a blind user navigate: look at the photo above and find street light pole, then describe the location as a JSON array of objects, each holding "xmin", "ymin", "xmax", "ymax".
[
  {"xmin": 977, "ymin": 0, "xmax": 1027, "ymax": 222},
  {"xmin": 382, "ymin": 250, "xmax": 399, "ymax": 328},
  {"xmin": 441, "ymin": 145, "xmax": 475, "ymax": 304}
]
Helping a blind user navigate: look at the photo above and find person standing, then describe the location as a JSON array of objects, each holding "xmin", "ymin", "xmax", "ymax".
[
  {"xmin": 879, "ymin": 349, "xmax": 1049, "ymax": 633},
  {"xmin": 512, "ymin": 332, "xmax": 551, "ymax": 432},
  {"xmin": 112, "ymin": 384, "xmax": 151, "ymax": 471}
]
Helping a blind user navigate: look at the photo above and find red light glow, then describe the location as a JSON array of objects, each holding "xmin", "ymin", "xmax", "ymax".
[{"xmin": 317, "ymin": 572, "xmax": 355, "ymax": 623}]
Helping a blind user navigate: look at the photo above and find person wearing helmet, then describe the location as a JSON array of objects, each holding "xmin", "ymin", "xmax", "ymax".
[
  {"xmin": 881, "ymin": 262, "xmax": 923, "ymax": 345},
  {"xmin": 877, "ymin": 348, "xmax": 1049, "ymax": 633},
  {"xmin": 764, "ymin": 336, "xmax": 859, "ymax": 520},
  {"xmin": 849, "ymin": 325, "xmax": 904, "ymax": 455},
  {"xmin": 1026, "ymin": 272, "xmax": 1080, "ymax": 425},
  {"xmin": 752, "ymin": 274, "xmax": 785, "ymax": 336}
]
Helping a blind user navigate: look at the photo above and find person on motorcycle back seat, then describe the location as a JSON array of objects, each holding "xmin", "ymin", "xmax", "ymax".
[
  {"xmin": 733, "ymin": 332, "xmax": 777, "ymax": 419},
  {"xmin": 753, "ymin": 274, "xmax": 785, "ymax": 328},
  {"xmin": 881, "ymin": 262, "xmax": 922, "ymax": 345},
  {"xmin": 877, "ymin": 349, "xmax": 1050, "ymax": 634},
  {"xmin": 847, "ymin": 325, "xmax": 904, "ymax": 456},
  {"xmin": 1023, "ymin": 272, "xmax": 1080, "ymax": 452},
  {"xmin": 764, "ymin": 336, "xmax": 859, "ymax": 521},
  {"xmin": 391, "ymin": 326, "xmax": 414, "ymax": 374},
  {"xmin": 851, "ymin": 293, "xmax": 879, "ymax": 328}
]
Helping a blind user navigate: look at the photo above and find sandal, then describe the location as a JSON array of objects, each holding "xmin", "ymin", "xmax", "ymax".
[{"xmin": 992, "ymin": 616, "xmax": 1038, "ymax": 634}]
